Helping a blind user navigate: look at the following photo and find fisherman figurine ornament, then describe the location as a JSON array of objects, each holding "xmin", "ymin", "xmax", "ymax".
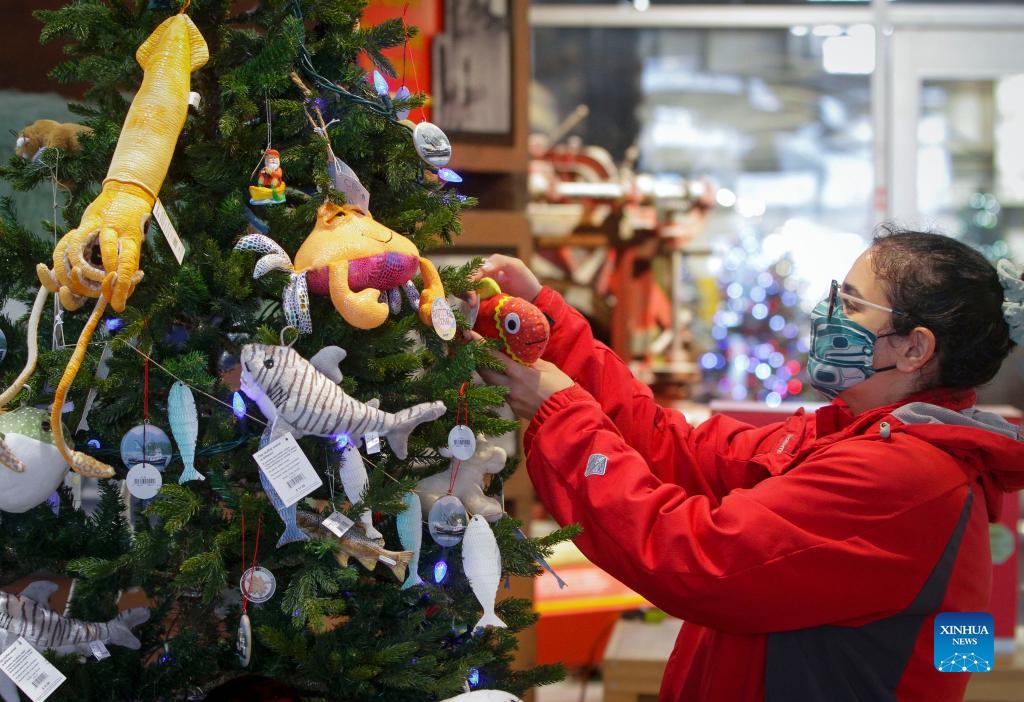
[{"xmin": 249, "ymin": 148, "xmax": 286, "ymax": 205}]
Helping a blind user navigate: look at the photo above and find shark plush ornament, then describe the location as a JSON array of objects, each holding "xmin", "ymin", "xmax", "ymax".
[
  {"xmin": 240, "ymin": 343, "xmax": 445, "ymax": 460},
  {"xmin": 240, "ymin": 342, "xmax": 445, "ymax": 546},
  {"xmin": 0, "ymin": 581, "xmax": 149, "ymax": 702}
]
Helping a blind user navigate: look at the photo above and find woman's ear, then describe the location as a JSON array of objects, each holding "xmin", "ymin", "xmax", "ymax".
[{"xmin": 898, "ymin": 326, "xmax": 937, "ymax": 373}]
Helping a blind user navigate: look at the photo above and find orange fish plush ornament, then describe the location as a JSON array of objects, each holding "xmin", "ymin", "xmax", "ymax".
[{"xmin": 471, "ymin": 278, "xmax": 551, "ymax": 365}]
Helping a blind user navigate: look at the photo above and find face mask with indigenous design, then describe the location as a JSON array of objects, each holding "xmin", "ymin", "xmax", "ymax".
[{"xmin": 807, "ymin": 280, "xmax": 901, "ymax": 399}]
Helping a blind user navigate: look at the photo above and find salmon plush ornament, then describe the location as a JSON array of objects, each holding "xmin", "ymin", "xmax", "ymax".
[{"xmin": 471, "ymin": 278, "xmax": 550, "ymax": 365}]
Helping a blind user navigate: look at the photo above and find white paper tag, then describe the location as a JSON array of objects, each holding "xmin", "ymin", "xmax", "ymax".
[
  {"xmin": 0, "ymin": 637, "xmax": 67, "ymax": 702},
  {"xmin": 431, "ymin": 297, "xmax": 457, "ymax": 340},
  {"xmin": 253, "ymin": 434, "xmax": 323, "ymax": 508},
  {"xmin": 363, "ymin": 431, "xmax": 381, "ymax": 455},
  {"xmin": 448, "ymin": 425, "xmax": 476, "ymax": 461},
  {"xmin": 322, "ymin": 511, "xmax": 356, "ymax": 538},
  {"xmin": 152, "ymin": 199, "xmax": 185, "ymax": 264},
  {"xmin": 88, "ymin": 640, "xmax": 110, "ymax": 660},
  {"xmin": 126, "ymin": 463, "xmax": 162, "ymax": 500},
  {"xmin": 188, "ymin": 91, "xmax": 201, "ymax": 109}
]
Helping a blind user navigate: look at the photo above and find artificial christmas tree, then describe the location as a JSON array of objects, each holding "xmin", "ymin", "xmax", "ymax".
[{"xmin": 0, "ymin": 1, "xmax": 575, "ymax": 699}]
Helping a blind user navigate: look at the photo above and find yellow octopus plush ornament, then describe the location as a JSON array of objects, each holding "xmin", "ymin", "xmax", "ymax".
[
  {"xmin": 31, "ymin": 11, "xmax": 208, "ymax": 479},
  {"xmin": 236, "ymin": 203, "xmax": 446, "ymax": 333}
]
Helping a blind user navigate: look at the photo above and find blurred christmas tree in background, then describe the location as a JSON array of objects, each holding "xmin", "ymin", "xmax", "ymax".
[{"xmin": 0, "ymin": 0, "xmax": 574, "ymax": 699}]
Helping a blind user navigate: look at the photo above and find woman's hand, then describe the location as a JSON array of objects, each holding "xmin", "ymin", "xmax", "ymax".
[
  {"xmin": 472, "ymin": 254, "xmax": 543, "ymax": 302},
  {"xmin": 469, "ymin": 330, "xmax": 573, "ymax": 421}
]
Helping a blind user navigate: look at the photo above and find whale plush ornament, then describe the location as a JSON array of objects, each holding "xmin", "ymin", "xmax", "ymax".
[{"xmin": 0, "ymin": 407, "xmax": 71, "ymax": 513}]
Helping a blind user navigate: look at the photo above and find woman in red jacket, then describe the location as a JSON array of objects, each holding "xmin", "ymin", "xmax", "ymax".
[{"xmin": 472, "ymin": 227, "xmax": 1024, "ymax": 701}]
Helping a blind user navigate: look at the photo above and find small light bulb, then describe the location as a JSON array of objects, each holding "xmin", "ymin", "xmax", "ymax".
[
  {"xmin": 467, "ymin": 669, "xmax": 480, "ymax": 687},
  {"xmin": 372, "ymin": 71, "xmax": 389, "ymax": 97},
  {"xmin": 433, "ymin": 559, "xmax": 449, "ymax": 584},
  {"xmin": 105, "ymin": 318, "xmax": 123, "ymax": 333},
  {"xmin": 232, "ymin": 392, "xmax": 246, "ymax": 419},
  {"xmin": 437, "ymin": 168, "xmax": 463, "ymax": 183}
]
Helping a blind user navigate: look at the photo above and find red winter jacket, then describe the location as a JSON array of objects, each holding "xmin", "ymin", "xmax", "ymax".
[{"xmin": 523, "ymin": 286, "xmax": 1024, "ymax": 702}]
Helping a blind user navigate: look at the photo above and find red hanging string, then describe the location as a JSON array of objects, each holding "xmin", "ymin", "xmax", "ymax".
[
  {"xmin": 240, "ymin": 512, "xmax": 264, "ymax": 615},
  {"xmin": 143, "ymin": 356, "xmax": 150, "ymax": 422},
  {"xmin": 447, "ymin": 382, "xmax": 469, "ymax": 495},
  {"xmin": 401, "ymin": 3, "xmax": 410, "ymax": 87}
]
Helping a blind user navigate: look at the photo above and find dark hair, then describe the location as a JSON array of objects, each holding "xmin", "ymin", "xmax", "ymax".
[{"xmin": 868, "ymin": 224, "xmax": 1014, "ymax": 390}]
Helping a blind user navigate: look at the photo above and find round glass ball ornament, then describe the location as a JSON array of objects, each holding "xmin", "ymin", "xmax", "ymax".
[
  {"xmin": 120, "ymin": 423, "xmax": 174, "ymax": 471},
  {"xmin": 427, "ymin": 494, "xmax": 469, "ymax": 547}
]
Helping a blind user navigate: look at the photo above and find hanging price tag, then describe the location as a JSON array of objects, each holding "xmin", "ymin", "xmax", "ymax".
[
  {"xmin": 0, "ymin": 637, "xmax": 67, "ymax": 702},
  {"xmin": 431, "ymin": 297, "xmax": 457, "ymax": 340},
  {"xmin": 363, "ymin": 431, "xmax": 381, "ymax": 455},
  {"xmin": 253, "ymin": 434, "xmax": 322, "ymax": 508},
  {"xmin": 322, "ymin": 511, "xmax": 356, "ymax": 538},
  {"xmin": 88, "ymin": 641, "xmax": 110, "ymax": 661},
  {"xmin": 152, "ymin": 199, "xmax": 185, "ymax": 264},
  {"xmin": 126, "ymin": 463, "xmax": 162, "ymax": 500},
  {"xmin": 448, "ymin": 425, "xmax": 476, "ymax": 461}
]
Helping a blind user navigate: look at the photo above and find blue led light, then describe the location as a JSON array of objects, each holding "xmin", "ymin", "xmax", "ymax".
[
  {"xmin": 437, "ymin": 168, "xmax": 463, "ymax": 183},
  {"xmin": 467, "ymin": 669, "xmax": 480, "ymax": 687},
  {"xmin": 334, "ymin": 433, "xmax": 351, "ymax": 450},
  {"xmin": 433, "ymin": 559, "xmax": 449, "ymax": 584},
  {"xmin": 232, "ymin": 392, "xmax": 246, "ymax": 419},
  {"xmin": 372, "ymin": 71, "xmax": 389, "ymax": 96},
  {"xmin": 87, "ymin": 439, "xmax": 101, "ymax": 449},
  {"xmin": 105, "ymin": 318, "xmax": 123, "ymax": 333}
]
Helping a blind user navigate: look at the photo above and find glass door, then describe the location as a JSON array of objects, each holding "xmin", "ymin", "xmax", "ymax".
[{"xmin": 889, "ymin": 27, "xmax": 1024, "ymax": 656}]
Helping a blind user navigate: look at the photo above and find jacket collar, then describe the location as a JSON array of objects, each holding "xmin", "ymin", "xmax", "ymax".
[{"xmin": 814, "ymin": 387, "xmax": 978, "ymax": 439}]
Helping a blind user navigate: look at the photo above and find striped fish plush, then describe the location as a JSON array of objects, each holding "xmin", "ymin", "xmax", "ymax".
[
  {"xmin": 0, "ymin": 581, "xmax": 149, "ymax": 702},
  {"xmin": 239, "ymin": 343, "xmax": 445, "ymax": 460}
]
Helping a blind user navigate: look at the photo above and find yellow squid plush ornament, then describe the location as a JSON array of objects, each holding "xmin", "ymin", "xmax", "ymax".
[{"xmin": 30, "ymin": 11, "xmax": 208, "ymax": 478}]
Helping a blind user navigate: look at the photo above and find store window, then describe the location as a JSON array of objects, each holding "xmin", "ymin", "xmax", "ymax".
[{"xmin": 532, "ymin": 25, "xmax": 874, "ymax": 402}]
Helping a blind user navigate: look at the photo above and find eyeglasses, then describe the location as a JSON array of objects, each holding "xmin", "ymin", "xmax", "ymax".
[{"xmin": 827, "ymin": 279, "xmax": 905, "ymax": 320}]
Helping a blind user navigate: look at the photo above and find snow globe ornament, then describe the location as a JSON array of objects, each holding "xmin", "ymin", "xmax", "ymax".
[
  {"xmin": 412, "ymin": 122, "xmax": 452, "ymax": 168},
  {"xmin": 120, "ymin": 423, "xmax": 174, "ymax": 471},
  {"xmin": 0, "ymin": 407, "xmax": 71, "ymax": 513},
  {"xmin": 427, "ymin": 494, "xmax": 469, "ymax": 547}
]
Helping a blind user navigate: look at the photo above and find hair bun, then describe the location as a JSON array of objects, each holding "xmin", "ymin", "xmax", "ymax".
[{"xmin": 997, "ymin": 258, "xmax": 1024, "ymax": 344}]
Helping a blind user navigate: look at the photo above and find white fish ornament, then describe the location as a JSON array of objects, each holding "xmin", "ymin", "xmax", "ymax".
[
  {"xmin": 239, "ymin": 343, "xmax": 445, "ymax": 460},
  {"xmin": 462, "ymin": 514, "xmax": 506, "ymax": 631},
  {"xmin": 0, "ymin": 581, "xmax": 149, "ymax": 702},
  {"xmin": 440, "ymin": 691, "xmax": 522, "ymax": 702},
  {"xmin": 396, "ymin": 491, "xmax": 424, "ymax": 590},
  {"xmin": 339, "ymin": 445, "xmax": 382, "ymax": 540},
  {"xmin": 168, "ymin": 381, "xmax": 204, "ymax": 484}
]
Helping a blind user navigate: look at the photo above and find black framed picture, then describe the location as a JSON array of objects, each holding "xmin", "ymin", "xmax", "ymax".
[{"xmin": 433, "ymin": 0, "xmax": 513, "ymax": 138}]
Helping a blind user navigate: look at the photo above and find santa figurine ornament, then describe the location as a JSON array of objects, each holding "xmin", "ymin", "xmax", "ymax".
[{"xmin": 249, "ymin": 148, "xmax": 286, "ymax": 205}]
